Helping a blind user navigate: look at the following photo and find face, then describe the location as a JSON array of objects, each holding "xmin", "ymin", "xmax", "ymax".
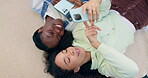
[
  {"xmin": 38, "ymin": 18, "xmax": 64, "ymax": 48},
  {"xmin": 55, "ymin": 47, "xmax": 87, "ymax": 71}
]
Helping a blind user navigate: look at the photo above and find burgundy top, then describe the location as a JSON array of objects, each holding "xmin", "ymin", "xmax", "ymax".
[{"xmin": 111, "ymin": 0, "xmax": 148, "ymax": 30}]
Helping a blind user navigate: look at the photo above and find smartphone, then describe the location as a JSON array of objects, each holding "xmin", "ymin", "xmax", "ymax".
[
  {"xmin": 70, "ymin": 8, "xmax": 88, "ymax": 22},
  {"xmin": 54, "ymin": 0, "xmax": 74, "ymax": 15}
]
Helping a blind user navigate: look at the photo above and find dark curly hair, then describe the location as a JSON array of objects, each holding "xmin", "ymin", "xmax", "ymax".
[
  {"xmin": 32, "ymin": 29, "xmax": 73, "ymax": 52},
  {"xmin": 42, "ymin": 37, "xmax": 109, "ymax": 78},
  {"xmin": 43, "ymin": 50, "xmax": 109, "ymax": 78}
]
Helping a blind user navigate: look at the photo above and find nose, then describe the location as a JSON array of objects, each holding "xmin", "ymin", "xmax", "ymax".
[
  {"xmin": 69, "ymin": 51, "xmax": 75, "ymax": 56},
  {"xmin": 55, "ymin": 28, "xmax": 60, "ymax": 33}
]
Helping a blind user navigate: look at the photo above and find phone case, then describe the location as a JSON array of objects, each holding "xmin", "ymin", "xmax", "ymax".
[{"xmin": 70, "ymin": 8, "xmax": 88, "ymax": 22}]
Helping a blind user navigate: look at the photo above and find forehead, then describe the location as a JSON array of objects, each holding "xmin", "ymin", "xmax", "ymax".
[
  {"xmin": 40, "ymin": 34, "xmax": 59, "ymax": 48},
  {"xmin": 55, "ymin": 52, "xmax": 68, "ymax": 69},
  {"xmin": 55, "ymin": 51, "xmax": 76, "ymax": 70}
]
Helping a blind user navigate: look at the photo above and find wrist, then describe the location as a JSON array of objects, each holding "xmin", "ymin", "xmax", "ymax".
[
  {"xmin": 89, "ymin": 0, "xmax": 102, "ymax": 4},
  {"xmin": 90, "ymin": 41, "xmax": 101, "ymax": 49}
]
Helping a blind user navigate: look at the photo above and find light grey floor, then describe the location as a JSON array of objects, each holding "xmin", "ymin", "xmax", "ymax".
[
  {"xmin": 125, "ymin": 26, "xmax": 148, "ymax": 78},
  {"xmin": 0, "ymin": 0, "xmax": 147, "ymax": 78}
]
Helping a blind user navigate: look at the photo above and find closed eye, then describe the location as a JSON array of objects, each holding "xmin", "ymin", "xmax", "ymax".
[
  {"xmin": 64, "ymin": 57, "xmax": 70, "ymax": 65},
  {"xmin": 68, "ymin": 57, "xmax": 70, "ymax": 63},
  {"xmin": 64, "ymin": 58, "xmax": 68, "ymax": 65}
]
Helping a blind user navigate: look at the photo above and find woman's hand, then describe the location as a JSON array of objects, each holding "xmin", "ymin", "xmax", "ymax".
[
  {"xmin": 52, "ymin": 0, "xmax": 83, "ymax": 7},
  {"xmin": 68, "ymin": 0, "xmax": 83, "ymax": 7},
  {"xmin": 84, "ymin": 22, "xmax": 101, "ymax": 48},
  {"xmin": 52, "ymin": 0, "xmax": 60, "ymax": 5},
  {"xmin": 81, "ymin": 0, "xmax": 102, "ymax": 25}
]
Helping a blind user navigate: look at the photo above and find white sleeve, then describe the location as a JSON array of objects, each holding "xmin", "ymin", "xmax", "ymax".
[
  {"xmin": 44, "ymin": 2, "xmax": 63, "ymax": 19},
  {"xmin": 32, "ymin": 0, "xmax": 45, "ymax": 14}
]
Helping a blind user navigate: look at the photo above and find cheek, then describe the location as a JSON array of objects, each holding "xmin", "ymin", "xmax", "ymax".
[
  {"xmin": 71, "ymin": 56, "xmax": 79, "ymax": 64},
  {"xmin": 70, "ymin": 56, "xmax": 79, "ymax": 68},
  {"xmin": 61, "ymin": 30, "xmax": 64, "ymax": 35}
]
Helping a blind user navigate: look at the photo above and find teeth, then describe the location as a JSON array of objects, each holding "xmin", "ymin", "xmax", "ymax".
[
  {"xmin": 55, "ymin": 25, "xmax": 62, "ymax": 28},
  {"xmin": 76, "ymin": 49, "xmax": 78, "ymax": 52},
  {"xmin": 76, "ymin": 49, "xmax": 79, "ymax": 56}
]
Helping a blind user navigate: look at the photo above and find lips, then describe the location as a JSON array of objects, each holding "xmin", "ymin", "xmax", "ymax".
[{"xmin": 76, "ymin": 48, "xmax": 80, "ymax": 56}]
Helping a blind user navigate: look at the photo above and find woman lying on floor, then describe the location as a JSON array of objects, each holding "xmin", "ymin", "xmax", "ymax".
[
  {"xmin": 31, "ymin": 0, "xmax": 147, "ymax": 78},
  {"xmin": 43, "ymin": 0, "xmax": 145, "ymax": 78},
  {"xmin": 32, "ymin": 0, "xmax": 113, "ymax": 77}
]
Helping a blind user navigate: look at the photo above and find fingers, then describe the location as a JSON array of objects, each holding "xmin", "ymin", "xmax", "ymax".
[
  {"xmin": 87, "ymin": 7, "xmax": 93, "ymax": 22},
  {"xmin": 68, "ymin": 0, "xmax": 82, "ymax": 7},
  {"xmin": 90, "ymin": 20, "xmax": 95, "ymax": 26},
  {"xmin": 83, "ymin": 22, "xmax": 89, "ymax": 28},
  {"xmin": 68, "ymin": 0, "xmax": 74, "ymax": 3},
  {"xmin": 86, "ymin": 7, "xmax": 95, "ymax": 26},
  {"xmin": 74, "ymin": 0, "xmax": 82, "ymax": 7},
  {"xmin": 87, "ymin": 26, "xmax": 101, "ymax": 31},
  {"xmin": 84, "ymin": 22, "xmax": 101, "ymax": 31},
  {"xmin": 85, "ymin": 25, "xmax": 101, "ymax": 31},
  {"xmin": 96, "ymin": 7, "xmax": 99, "ymax": 21},
  {"xmin": 86, "ymin": 28, "xmax": 98, "ymax": 35},
  {"xmin": 52, "ymin": 0, "xmax": 60, "ymax": 5},
  {"xmin": 85, "ymin": 27, "xmax": 98, "ymax": 38},
  {"xmin": 87, "ymin": 7, "xmax": 99, "ymax": 25},
  {"xmin": 92, "ymin": 8, "xmax": 96, "ymax": 21},
  {"xmin": 82, "ymin": 5, "xmax": 87, "ymax": 15}
]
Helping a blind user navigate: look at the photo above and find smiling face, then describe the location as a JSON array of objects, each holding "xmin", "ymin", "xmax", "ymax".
[
  {"xmin": 55, "ymin": 47, "xmax": 91, "ymax": 72},
  {"xmin": 38, "ymin": 16, "xmax": 64, "ymax": 48}
]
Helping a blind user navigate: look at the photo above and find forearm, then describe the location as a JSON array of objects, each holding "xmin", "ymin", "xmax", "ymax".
[
  {"xmin": 97, "ymin": 43, "xmax": 139, "ymax": 78},
  {"xmin": 32, "ymin": 0, "xmax": 45, "ymax": 14},
  {"xmin": 89, "ymin": 0, "xmax": 102, "ymax": 4},
  {"xmin": 98, "ymin": 0, "xmax": 111, "ymax": 21},
  {"xmin": 90, "ymin": 41, "xmax": 101, "ymax": 49}
]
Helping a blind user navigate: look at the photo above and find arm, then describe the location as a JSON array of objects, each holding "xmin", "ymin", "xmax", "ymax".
[
  {"xmin": 94, "ymin": 43, "xmax": 139, "ymax": 78},
  {"xmin": 85, "ymin": 25, "xmax": 139, "ymax": 78},
  {"xmin": 32, "ymin": 0, "xmax": 45, "ymax": 14},
  {"xmin": 52, "ymin": 0, "xmax": 86, "ymax": 6},
  {"xmin": 32, "ymin": 0, "xmax": 63, "ymax": 20},
  {"xmin": 97, "ymin": 0, "xmax": 111, "ymax": 21}
]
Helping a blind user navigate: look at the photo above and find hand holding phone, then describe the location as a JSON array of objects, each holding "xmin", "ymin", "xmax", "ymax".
[{"xmin": 70, "ymin": 8, "xmax": 88, "ymax": 22}]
